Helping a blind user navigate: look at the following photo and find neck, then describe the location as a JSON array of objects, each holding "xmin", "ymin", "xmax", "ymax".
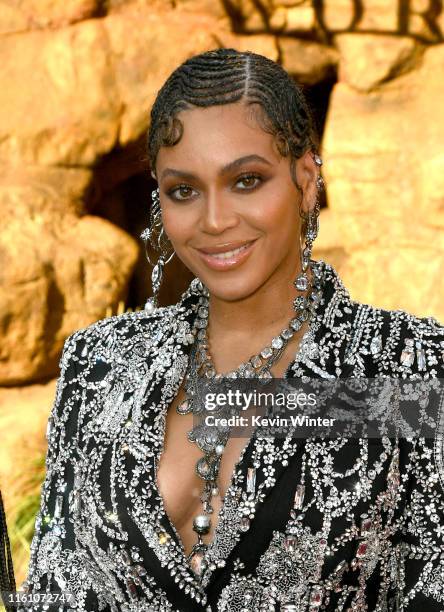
[{"xmin": 206, "ymin": 258, "xmax": 312, "ymax": 338}]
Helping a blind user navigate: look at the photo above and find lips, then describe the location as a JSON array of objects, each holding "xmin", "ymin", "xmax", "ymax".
[
  {"xmin": 194, "ymin": 239, "xmax": 257, "ymax": 270},
  {"xmin": 196, "ymin": 240, "xmax": 256, "ymax": 255}
]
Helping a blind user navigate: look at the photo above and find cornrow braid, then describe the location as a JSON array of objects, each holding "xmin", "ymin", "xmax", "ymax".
[{"xmin": 147, "ymin": 48, "xmax": 319, "ymax": 185}]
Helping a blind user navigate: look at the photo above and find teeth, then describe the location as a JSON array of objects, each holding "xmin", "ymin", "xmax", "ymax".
[{"xmin": 209, "ymin": 243, "xmax": 250, "ymax": 260}]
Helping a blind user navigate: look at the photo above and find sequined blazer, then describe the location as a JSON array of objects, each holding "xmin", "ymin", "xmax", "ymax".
[{"xmin": 21, "ymin": 260, "xmax": 444, "ymax": 612}]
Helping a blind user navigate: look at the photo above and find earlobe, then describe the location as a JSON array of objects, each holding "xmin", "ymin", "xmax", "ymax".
[
  {"xmin": 290, "ymin": 150, "xmax": 323, "ymax": 216},
  {"xmin": 297, "ymin": 152, "xmax": 319, "ymax": 216}
]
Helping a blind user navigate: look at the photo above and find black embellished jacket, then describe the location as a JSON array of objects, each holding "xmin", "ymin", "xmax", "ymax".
[{"xmin": 21, "ymin": 260, "xmax": 444, "ymax": 611}]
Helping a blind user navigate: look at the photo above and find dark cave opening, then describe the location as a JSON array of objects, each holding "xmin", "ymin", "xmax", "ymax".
[{"xmin": 300, "ymin": 72, "xmax": 337, "ymax": 211}]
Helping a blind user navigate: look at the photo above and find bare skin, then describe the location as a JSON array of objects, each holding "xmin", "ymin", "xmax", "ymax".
[
  {"xmin": 153, "ymin": 101, "xmax": 320, "ymax": 558},
  {"xmin": 157, "ymin": 323, "xmax": 310, "ymax": 557}
]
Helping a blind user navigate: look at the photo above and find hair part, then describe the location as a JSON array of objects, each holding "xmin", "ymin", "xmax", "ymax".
[{"xmin": 147, "ymin": 48, "xmax": 320, "ymax": 192}]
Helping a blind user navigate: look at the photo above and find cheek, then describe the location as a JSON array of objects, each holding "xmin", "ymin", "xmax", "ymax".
[
  {"xmin": 248, "ymin": 194, "xmax": 300, "ymax": 238},
  {"xmin": 161, "ymin": 205, "xmax": 193, "ymax": 246}
]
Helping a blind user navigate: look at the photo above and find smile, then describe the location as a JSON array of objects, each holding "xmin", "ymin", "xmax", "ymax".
[{"xmin": 195, "ymin": 240, "xmax": 257, "ymax": 270}]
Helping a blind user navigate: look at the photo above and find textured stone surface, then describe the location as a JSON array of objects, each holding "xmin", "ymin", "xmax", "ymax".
[
  {"xmin": 168, "ymin": 0, "xmax": 227, "ymax": 19},
  {"xmin": 281, "ymin": 4, "xmax": 316, "ymax": 32},
  {"xmin": 0, "ymin": 6, "xmax": 222, "ymax": 166},
  {"xmin": 335, "ymin": 34, "xmax": 421, "ymax": 91},
  {"xmin": 0, "ymin": 19, "xmax": 120, "ymax": 166},
  {"xmin": 213, "ymin": 31, "xmax": 279, "ymax": 61},
  {"xmin": 316, "ymin": 0, "xmax": 399, "ymax": 33},
  {"xmin": 0, "ymin": 167, "xmax": 139, "ymax": 384},
  {"xmin": 104, "ymin": 8, "xmax": 221, "ymax": 146},
  {"xmin": 0, "ymin": 0, "xmax": 100, "ymax": 33},
  {"xmin": 321, "ymin": 43, "xmax": 444, "ymax": 319},
  {"xmin": 279, "ymin": 37, "xmax": 339, "ymax": 84}
]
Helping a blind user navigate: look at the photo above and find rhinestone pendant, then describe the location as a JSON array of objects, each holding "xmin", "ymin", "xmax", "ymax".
[
  {"xmin": 157, "ymin": 529, "xmax": 171, "ymax": 545},
  {"xmin": 72, "ymin": 490, "xmax": 81, "ymax": 515},
  {"xmin": 250, "ymin": 355, "xmax": 262, "ymax": 369},
  {"xmin": 260, "ymin": 347, "xmax": 273, "ymax": 359},
  {"xmin": 290, "ymin": 317, "xmax": 302, "ymax": 331},
  {"xmin": 193, "ymin": 514, "xmax": 211, "ymax": 535},
  {"xmin": 416, "ymin": 341, "xmax": 426, "ymax": 371},
  {"xmin": 176, "ymin": 399, "xmax": 192, "ymax": 415},
  {"xmin": 300, "ymin": 309, "xmax": 309, "ymax": 321},
  {"xmin": 54, "ymin": 495, "xmax": 64, "ymax": 519},
  {"xmin": 189, "ymin": 544, "xmax": 208, "ymax": 577},
  {"xmin": 293, "ymin": 484, "xmax": 305, "ymax": 509},
  {"xmin": 284, "ymin": 534, "xmax": 296, "ymax": 551},
  {"xmin": 259, "ymin": 369, "xmax": 272, "ymax": 380},
  {"xmin": 239, "ymin": 516, "xmax": 250, "ymax": 532},
  {"xmin": 310, "ymin": 585, "xmax": 323, "ymax": 608},
  {"xmin": 271, "ymin": 336, "xmax": 284, "ymax": 350},
  {"xmin": 370, "ymin": 334, "xmax": 382, "ymax": 356},
  {"xmin": 144, "ymin": 298, "xmax": 156, "ymax": 313},
  {"xmin": 293, "ymin": 295, "xmax": 307, "ymax": 310},
  {"xmin": 246, "ymin": 467, "xmax": 256, "ymax": 494},
  {"xmin": 241, "ymin": 363, "xmax": 255, "ymax": 378},
  {"xmin": 281, "ymin": 328, "xmax": 294, "ymax": 340},
  {"xmin": 360, "ymin": 516, "xmax": 372, "ymax": 537},
  {"xmin": 400, "ymin": 339, "xmax": 415, "ymax": 368},
  {"xmin": 294, "ymin": 273, "xmax": 309, "ymax": 291},
  {"xmin": 46, "ymin": 417, "xmax": 53, "ymax": 440},
  {"xmin": 196, "ymin": 457, "xmax": 217, "ymax": 481},
  {"xmin": 356, "ymin": 541, "xmax": 368, "ymax": 558},
  {"xmin": 205, "ymin": 366, "xmax": 216, "ymax": 378}
]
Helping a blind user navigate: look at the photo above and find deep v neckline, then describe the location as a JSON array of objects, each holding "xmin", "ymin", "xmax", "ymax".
[
  {"xmin": 153, "ymin": 410, "xmax": 254, "ymax": 557},
  {"xmin": 152, "ymin": 314, "xmax": 323, "ymax": 580},
  {"xmin": 148, "ymin": 260, "xmax": 326, "ymax": 584}
]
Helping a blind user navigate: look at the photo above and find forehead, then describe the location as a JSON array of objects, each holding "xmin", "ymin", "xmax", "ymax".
[{"xmin": 156, "ymin": 102, "xmax": 280, "ymax": 170}]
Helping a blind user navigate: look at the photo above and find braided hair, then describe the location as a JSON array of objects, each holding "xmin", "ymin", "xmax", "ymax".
[{"xmin": 147, "ymin": 48, "xmax": 320, "ymax": 190}]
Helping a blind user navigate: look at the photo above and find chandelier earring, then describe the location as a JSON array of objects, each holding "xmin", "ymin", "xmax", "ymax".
[
  {"xmin": 140, "ymin": 187, "xmax": 175, "ymax": 313},
  {"xmin": 294, "ymin": 153, "xmax": 323, "ymax": 292}
]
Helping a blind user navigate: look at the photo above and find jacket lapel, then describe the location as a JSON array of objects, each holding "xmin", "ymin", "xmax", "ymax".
[{"xmin": 119, "ymin": 262, "xmax": 357, "ymax": 598}]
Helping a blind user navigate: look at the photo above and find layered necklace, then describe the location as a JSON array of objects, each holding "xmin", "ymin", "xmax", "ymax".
[{"xmin": 176, "ymin": 260, "xmax": 319, "ymax": 579}]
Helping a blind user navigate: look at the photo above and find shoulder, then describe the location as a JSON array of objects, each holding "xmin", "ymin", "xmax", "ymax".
[
  {"xmin": 345, "ymin": 297, "xmax": 443, "ymax": 378},
  {"xmin": 59, "ymin": 303, "xmax": 185, "ymax": 366},
  {"xmin": 316, "ymin": 259, "xmax": 442, "ymax": 378}
]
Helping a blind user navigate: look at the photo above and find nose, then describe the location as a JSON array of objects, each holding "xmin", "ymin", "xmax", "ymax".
[{"xmin": 199, "ymin": 190, "xmax": 239, "ymax": 235}]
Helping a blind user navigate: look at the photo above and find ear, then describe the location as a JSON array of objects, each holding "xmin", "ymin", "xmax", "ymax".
[{"xmin": 295, "ymin": 150, "xmax": 319, "ymax": 215}]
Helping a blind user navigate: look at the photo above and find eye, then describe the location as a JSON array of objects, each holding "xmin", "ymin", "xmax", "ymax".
[
  {"xmin": 236, "ymin": 173, "xmax": 263, "ymax": 190},
  {"xmin": 167, "ymin": 184, "xmax": 197, "ymax": 201}
]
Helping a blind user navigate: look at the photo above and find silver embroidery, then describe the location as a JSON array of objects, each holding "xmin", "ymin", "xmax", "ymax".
[{"xmin": 20, "ymin": 260, "xmax": 444, "ymax": 611}]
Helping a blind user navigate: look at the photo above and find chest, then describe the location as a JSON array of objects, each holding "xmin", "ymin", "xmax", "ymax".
[{"xmin": 156, "ymin": 385, "xmax": 250, "ymax": 558}]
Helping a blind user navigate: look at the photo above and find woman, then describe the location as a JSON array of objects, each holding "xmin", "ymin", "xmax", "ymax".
[{"xmin": 21, "ymin": 49, "xmax": 444, "ymax": 611}]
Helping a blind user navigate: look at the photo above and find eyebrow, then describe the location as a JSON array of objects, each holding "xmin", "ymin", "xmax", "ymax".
[{"xmin": 159, "ymin": 154, "xmax": 273, "ymax": 181}]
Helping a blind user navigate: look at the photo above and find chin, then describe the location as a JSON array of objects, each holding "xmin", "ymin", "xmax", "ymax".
[{"xmin": 201, "ymin": 273, "xmax": 263, "ymax": 303}]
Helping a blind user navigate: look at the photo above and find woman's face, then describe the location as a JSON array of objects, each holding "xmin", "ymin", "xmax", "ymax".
[{"xmin": 155, "ymin": 102, "xmax": 318, "ymax": 302}]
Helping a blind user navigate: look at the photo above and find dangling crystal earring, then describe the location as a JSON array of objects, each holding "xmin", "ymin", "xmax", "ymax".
[
  {"xmin": 294, "ymin": 153, "xmax": 323, "ymax": 292},
  {"xmin": 140, "ymin": 187, "xmax": 175, "ymax": 313}
]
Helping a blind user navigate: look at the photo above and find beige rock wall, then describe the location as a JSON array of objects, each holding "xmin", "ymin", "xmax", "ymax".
[
  {"xmin": 322, "ymin": 41, "xmax": 444, "ymax": 316},
  {"xmin": 0, "ymin": 0, "xmax": 442, "ymax": 385}
]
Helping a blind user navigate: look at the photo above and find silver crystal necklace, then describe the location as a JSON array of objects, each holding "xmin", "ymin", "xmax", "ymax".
[{"xmin": 175, "ymin": 260, "xmax": 317, "ymax": 580}]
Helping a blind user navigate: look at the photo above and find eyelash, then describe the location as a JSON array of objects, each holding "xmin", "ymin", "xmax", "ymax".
[{"xmin": 167, "ymin": 173, "xmax": 264, "ymax": 202}]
